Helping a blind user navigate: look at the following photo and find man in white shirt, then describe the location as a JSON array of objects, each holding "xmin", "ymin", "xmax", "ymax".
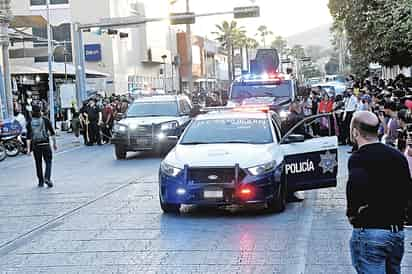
[{"xmin": 342, "ymin": 88, "xmax": 359, "ymax": 145}]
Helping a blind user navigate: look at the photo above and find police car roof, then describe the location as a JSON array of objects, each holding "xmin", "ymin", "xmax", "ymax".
[
  {"xmin": 195, "ymin": 110, "xmax": 268, "ymax": 121},
  {"xmin": 133, "ymin": 95, "xmax": 181, "ymax": 103}
]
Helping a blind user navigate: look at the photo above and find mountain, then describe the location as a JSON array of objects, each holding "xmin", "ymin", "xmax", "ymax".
[{"xmin": 286, "ymin": 24, "xmax": 333, "ymax": 49}]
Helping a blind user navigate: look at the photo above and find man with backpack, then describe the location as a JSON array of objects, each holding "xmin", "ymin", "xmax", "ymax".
[{"xmin": 27, "ymin": 104, "xmax": 57, "ymax": 188}]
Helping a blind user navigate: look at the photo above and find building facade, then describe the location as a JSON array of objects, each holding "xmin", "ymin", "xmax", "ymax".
[
  {"xmin": 177, "ymin": 32, "xmax": 228, "ymax": 92},
  {"xmin": 10, "ymin": 0, "xmax": 179, "ymax": 96}
]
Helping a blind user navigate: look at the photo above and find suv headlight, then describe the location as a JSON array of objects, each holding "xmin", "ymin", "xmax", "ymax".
[
  {"xmin": 161, "ymin": 121, "xmax": 179, "ymax": 131},
  {"xmin": 247, "ymin": 161, "xmax": 276, "ymax": 176},
  {"xmin": 113, "ymin": 124, "xmax": 127, "ymax": 133},
  {"xmin": 161, "ymin": 162, "xmax": 182, "ymax": 177}
]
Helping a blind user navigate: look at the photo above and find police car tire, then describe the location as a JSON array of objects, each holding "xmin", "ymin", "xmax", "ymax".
[
  {"xmin": 160, "ymin": 201, "xmax": 181, "ymax": 214},
  {"xmin": 267, "ymin": 182, "xmax": 286, "ymax": 213},
  {"xmin": 115, "ymin": 145, "xmax": 127, "ymax": 160}
]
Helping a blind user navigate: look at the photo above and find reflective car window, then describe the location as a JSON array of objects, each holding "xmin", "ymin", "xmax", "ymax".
[
  {"xmin": 181, "ymin": 119, "xmax": 273, "ymax": 145},
  {"xmin": 127, "ymin": 102, "xmax": 178, "ymax": 117}
]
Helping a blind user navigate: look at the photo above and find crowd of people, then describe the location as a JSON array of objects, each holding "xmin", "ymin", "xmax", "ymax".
[
  {"xmin": 71, "ymin": 94, "xmax": 130, "ymax": 146},
  {"xmin": 292, "ymin": 74, "xmax": 412, "ymax": 156}
]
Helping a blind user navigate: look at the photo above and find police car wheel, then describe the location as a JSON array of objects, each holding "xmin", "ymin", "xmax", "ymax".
[
  {"xmin": 160, "ymin": 201, "xmax": 181, "ymax": 214},
  {"xmin": 267, "ymin": 183, "xmax": 286, "ymax": 213},
  {"xmin": 114, "ymin": 145, "xmax": 127, "ymax": 160}
]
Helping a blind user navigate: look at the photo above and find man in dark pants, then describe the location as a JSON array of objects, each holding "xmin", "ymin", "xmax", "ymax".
[
  {"xmin": 343, "ymin": 89, "xmax": 358, "ymax": 146},
  {"xmin": 347, "ymin": 111, "xmax": 412, "ymax": 274},
  {"xmin": 27, "ymin": 105, "xmax": 57, "ymax": 188},
  {"xmin": 86, "ymin": 99, "xmax": 103, "ymax": 146}
]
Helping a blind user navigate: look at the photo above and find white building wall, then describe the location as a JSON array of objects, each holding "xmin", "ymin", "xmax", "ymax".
[{"xmin": 10, "ymin": 0, "xmax": 179, "ymax": 95}]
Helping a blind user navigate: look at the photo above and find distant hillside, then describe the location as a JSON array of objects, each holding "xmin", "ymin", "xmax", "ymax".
[{"xmin": 286, "ymin": 24, "xmax": 332, "ymax": 49}]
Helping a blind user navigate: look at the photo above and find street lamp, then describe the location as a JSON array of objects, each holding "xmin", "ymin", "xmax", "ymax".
[{"xmin": 161, "ymin": 54, "xmax": 167, "ymax": 93}]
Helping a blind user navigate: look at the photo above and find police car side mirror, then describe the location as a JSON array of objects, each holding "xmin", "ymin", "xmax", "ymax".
[{"xmin": 283, "ymin": 134, "xmax": 305, "ymax": 144}]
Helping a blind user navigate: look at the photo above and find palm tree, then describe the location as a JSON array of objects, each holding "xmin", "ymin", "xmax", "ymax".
[
  {"xmin": 212, "ymin": 20, "xmax": 241, "ymax": 82},
  {"xmin": 245, "ymin": 37, "xmax": 259, "ymax": 70},
  {"xmin": 233, "ymin": 29, "xmax": 247, "ymax": 72},
  {"xmin": 256, "ymin": 25, "xmax": 273, "ymax": 47},
  {"xmin": 271, "ymin": 36, "xmax": 287, "ymax": 57}
]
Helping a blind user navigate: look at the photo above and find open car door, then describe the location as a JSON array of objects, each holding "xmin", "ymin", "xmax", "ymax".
[{"xmin": 280, "ymin": 113, "xmax": 338, "ymax": 192}]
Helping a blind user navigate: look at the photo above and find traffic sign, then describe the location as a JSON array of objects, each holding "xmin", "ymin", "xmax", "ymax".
[
  {"xmin": 234, "ymin": 6, "xmax": 260, "ymax": 19},
  {"xmin": 170, "ymin": 12, "xmax": 196, "ymax": 25}
]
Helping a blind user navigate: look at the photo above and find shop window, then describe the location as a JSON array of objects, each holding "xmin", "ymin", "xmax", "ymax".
[{"xmin": 33, "ymin": 23, "xmax": 72, "ymax": 63}]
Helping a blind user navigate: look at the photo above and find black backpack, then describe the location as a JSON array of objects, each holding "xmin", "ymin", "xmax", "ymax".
[{"xmin": 31, "ymin": 117, "xmax": 49, "ymax": 143}]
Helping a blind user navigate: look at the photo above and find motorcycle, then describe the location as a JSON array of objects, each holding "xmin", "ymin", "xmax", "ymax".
[
  {"xmin": 0, "ymin": 143, "xmax": 6, "ymax": 161},
  {"xmin": 2, "ymin": 135, "xmax": 22, "ymax": 157},
  {"xmin": 0, "ymin": 118, "xmax": 23, "ymax": 158}
]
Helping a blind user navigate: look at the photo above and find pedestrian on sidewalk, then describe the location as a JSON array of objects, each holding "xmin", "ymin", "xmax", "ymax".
[
  {"xmin": 26, "ymin": 105, "xmax": 58, "ymax": 188},
  {"xmin": 346, "ymin": 111, "xmax": 412, "ymax": 274}
]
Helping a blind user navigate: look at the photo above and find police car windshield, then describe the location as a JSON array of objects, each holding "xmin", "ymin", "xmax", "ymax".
[
  {"xmin": 231, "ymin": 81, "xmax": 292, "ymax": 100},
  {"xmin": 127, "ymin": 101, "xmax": 178, "ymax": 117},
  {"xmin": 181, "ymin": 118, "xmax": 273, "ymax": 145}
]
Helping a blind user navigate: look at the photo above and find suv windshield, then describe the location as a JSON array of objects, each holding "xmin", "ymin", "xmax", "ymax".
[
  {"xmin": 230, "ymin": 80, "xmax": 292, "ymax": 100},
  {"xmin": 127, "ymin": 101, "xmax": 178, "ymax": 117},
  {"xmin": 181, "ymin": 118, "xmax": 273, "ymax": 145}
]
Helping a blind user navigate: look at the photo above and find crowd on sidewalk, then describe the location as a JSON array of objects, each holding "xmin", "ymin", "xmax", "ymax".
[{"xmin": 70, "ymin": 94, "xmax": 130, "ymax": 146}]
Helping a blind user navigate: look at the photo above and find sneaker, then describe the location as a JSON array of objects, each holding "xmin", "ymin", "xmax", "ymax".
[
  {"xmin": 45, "ymin": 180, "xmax": 53, "ymax": 188},
  {"xmin": 38, "ymin": 182, "xmax": 44, "ymax": 187}
]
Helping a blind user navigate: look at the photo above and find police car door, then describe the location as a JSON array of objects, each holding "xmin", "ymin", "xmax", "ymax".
[{"xmin": 280, "ymin": 113, "xmax": 338, "ymax": 191}]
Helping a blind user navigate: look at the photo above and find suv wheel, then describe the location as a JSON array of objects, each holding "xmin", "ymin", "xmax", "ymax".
[{"xmin": 115, "ymin": 145, "xmax": 127, "ymax": 160}]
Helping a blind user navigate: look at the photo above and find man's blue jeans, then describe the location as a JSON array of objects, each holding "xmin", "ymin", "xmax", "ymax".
[{"xmin": 350, "ymin": 228, "xmax": 405, "ymax": 274}]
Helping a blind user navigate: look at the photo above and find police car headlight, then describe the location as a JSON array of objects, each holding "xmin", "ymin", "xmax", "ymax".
[
  {"xmin": 247, "ymin": 161, "xmax": 277, "ymax": 176},
  {"xmin": 161, "ymin": 121, "xmax": 179, "ymax": 131},
  {"xmin": 113, "ymin": 124, "xmax": 127, "ymax": 133},
  {"xmin": 161, "ymin": 162, "xmax": 182, "ymax": 177}
]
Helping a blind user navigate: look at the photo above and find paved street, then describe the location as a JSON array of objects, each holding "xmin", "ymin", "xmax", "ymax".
[{"xmin": 0, "ymin": 144, "xmax": 411, "ymax": 274}]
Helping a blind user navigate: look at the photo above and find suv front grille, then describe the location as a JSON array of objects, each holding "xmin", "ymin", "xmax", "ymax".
[
  {"xmin": 188, "ymin": 168, "xmax": 246, "ymax": 184},
  {"xmin": 129, "ymin": 125, "xmax": 154, "ymax": 137}
]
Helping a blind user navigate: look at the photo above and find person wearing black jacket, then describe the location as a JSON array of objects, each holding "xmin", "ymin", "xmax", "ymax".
[
  {"xmin": 27, "ymin": 104, "xmax": 57, "ymax": 188},
  {"xmin": 347, "ymin": 111, "xmax": 412, "ymax": 274}
]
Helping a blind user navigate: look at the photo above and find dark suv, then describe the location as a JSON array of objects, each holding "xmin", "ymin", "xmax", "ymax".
[
  {"xmin": 111, "ymin": 95, "xmax": 192, "ymax": 159},
  {"xmin": 228, "ymin": 75, "xmax": 297, "ymax": 119}
]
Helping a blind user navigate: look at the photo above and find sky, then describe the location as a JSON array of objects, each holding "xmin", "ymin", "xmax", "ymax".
[{"xmin": 150, "ymin": 0, "xmax": 333, "ymax": 38}]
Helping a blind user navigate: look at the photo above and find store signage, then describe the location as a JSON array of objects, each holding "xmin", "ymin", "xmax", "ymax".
[{"xmin": 84, "ymin": 44, "xmax": 102, "ymax": 62}]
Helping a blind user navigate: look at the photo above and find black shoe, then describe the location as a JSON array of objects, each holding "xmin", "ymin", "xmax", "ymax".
[
  {"xmin": 287, "ymin": 193, "xmax": 304, "ymax": 203},
  {"xmin": 38, "ymin": 182, "xmax": 44, "ymax": 187},
  {"xmin": 45, "ymin": 180, "xmax": 53, "ymax": 188}
]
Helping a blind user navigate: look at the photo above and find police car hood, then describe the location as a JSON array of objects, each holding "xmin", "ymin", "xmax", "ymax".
[
  {"xmin": 166, "ymin": 143, "xmax": 277, "ymax": 168},
  {"xmin": 121, "ymin": 116, "xmax": 178, "ymax": 126}
]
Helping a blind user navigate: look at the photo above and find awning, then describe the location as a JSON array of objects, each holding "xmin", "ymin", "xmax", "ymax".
[
  {"xmin": 10, "ymin": 15, "xmax": 48, "ymax": 28},
  {"xmin": 11, "ymin": 62, "xmax": 110, "ymax": 77}
]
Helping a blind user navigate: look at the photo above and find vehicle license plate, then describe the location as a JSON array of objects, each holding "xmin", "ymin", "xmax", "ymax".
[{"xmin": 204, "ymin": 190, "xmax": 223, "ymax": 199}]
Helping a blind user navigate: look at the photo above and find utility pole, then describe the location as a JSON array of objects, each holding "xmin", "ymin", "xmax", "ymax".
[
  {"xmin": 185, "ymin": 0, "xmax": 193, "ymax": 95},
  {"xmin": 46, "ymin": 0, "xmax": 55, "ymax": 127},
  {"xmin": 0, "ymin": 0, "xmax": 12, "ymax": 119}
]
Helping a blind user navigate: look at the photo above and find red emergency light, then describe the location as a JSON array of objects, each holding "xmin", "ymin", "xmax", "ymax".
[
  {"xmin": 237, "ymin": 185, "xmax": 255, "ymax": 199},
  {"xmin": 233, "ymin": 105, "xmax": 270, "ymax": 113}
]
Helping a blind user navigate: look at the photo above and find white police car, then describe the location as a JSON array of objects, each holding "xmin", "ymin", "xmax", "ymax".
[{"xmin": 159, "ymin": 107, "xmax": 338, "ymax": 214}]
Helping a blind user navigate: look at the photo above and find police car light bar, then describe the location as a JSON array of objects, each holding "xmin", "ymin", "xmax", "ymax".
[
  {"xmin": 236, "ymin": 72, "xmax": 286, "ymax": 83},
  {"xmin": 233, "ymin": 105, "xmax": 270, "ymax": 113}
]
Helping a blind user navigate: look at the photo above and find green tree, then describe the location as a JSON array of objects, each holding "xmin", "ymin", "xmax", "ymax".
[
  {"xmin": 270, "ymin": 36, "xmax": 287, "ymax": 56},
  {"xmin": 305, "ymin": 45, "xmax": 324, "ymax": 62},
  {"xmin": 213, "ymin": 20, "xmax": 242, "ymax": 82},
  {"xmin": 328, "ymin": 0, "xmax": 412, "ymax": 76},
  {"xmin": 256, "ymin": 25, "xmax": 273, "ymax": 47},
  {"xmin": 289, "ymin": 45, "xmax": 306, "ymax": 60}
]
